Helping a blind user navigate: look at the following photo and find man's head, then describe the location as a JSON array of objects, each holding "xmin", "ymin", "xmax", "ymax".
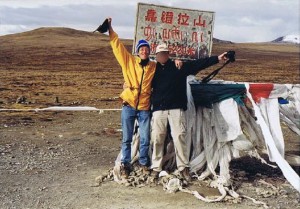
[
  {"xmin": 155, "ymin": 43, "xmax": 169, "ymax": 64},
  {"xmin": 136, "ymin": 40, "xmax": 150, "ymax": 60}
]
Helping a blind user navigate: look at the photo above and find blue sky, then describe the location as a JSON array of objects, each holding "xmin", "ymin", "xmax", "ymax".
[{"xmin": 0, "ymin": 0, "xmax": 299, "ymax": 42}]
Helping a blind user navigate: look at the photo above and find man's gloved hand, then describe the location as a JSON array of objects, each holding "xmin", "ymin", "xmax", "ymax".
[
  {"xmin": 94, "ymin": 19, "xmax": 109, "ymax": 33},
  {"xmin": 218, "ymin": 52, "xmax": 229, "ymax": 63},
  {"xmin": 94, "ymin": 17, "xmax": 112, "ymax": 33}
]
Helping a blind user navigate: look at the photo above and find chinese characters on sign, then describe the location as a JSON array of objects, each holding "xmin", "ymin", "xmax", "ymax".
[{"xmin": 133, "ymin": 3, "xmax": 215, "ymax": 59}]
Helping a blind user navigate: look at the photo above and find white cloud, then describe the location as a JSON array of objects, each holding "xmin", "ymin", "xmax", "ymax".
[
  {"xmin": 0, "ymin": 0, "xmax": 137, "ymax": 8},
  {"xmin": 0, "ymin": 24, "xmax": 29, "ymax": 35},
  {"xmin": 215, "ymin": 25, "xmax": 277, "ymax": 43}
]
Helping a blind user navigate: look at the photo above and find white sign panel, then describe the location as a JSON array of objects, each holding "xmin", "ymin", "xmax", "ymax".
[{"xmin": 133, "ymin": 3, "xmax": 215, "ymax": 59}]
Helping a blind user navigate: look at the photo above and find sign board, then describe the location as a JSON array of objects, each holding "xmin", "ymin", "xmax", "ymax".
[{"xmin": 133, "ymin": 3, "xmax": 215, "ymax": 60}]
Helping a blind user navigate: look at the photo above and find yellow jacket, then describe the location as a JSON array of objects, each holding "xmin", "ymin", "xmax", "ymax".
[{"xmin": 110, "ymin": 31, "xmax": 156, "ymax": 110}]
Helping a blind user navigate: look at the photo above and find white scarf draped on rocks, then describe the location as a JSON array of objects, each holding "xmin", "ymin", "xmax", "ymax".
[{"xmin": 113, "ymin": 76, "xmax": 300, "ymax": 194}]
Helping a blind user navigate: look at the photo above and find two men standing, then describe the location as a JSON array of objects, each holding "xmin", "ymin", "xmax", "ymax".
[{"xmin": 106, "ymin": 18, "xmax": 228, "ymax": 181}]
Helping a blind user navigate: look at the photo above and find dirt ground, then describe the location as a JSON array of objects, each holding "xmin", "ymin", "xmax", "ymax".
[
  {"xmin": 0, "ymin": 28, "xmax": 299, "ymax": 209},
  {"xmin": 0, "ymin": 111, "xmax": 299, "ymax": 209}
]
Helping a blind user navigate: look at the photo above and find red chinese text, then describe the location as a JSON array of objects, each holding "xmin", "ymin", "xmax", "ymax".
[
  {"xmin": 162, "ymin": 27, "xmax": 184, "ymax": 41},
  {"xmin": 145, "ymin": 9, "xmax": 157, "ymax": 22},
  {"xmin": 177, "ymin": 13, "xmax": 189, "ymax": 25},
  {"xmin": 192, "ymin": 31, "xmax": 204, "ymax": 42},
  {"xmin": 144, "ymin": 25, "xmax": 156, "ymax": 41},
  {"xmin": 161, "ymin": 11, "xmax": 174, "ymax": 24},
  {"xmin": 193, "ymin": 15, "xmax": 206, "ymax": 27}
]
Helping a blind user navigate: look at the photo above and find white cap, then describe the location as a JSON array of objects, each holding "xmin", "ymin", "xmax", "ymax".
[{"xmin": 155, "ymin": 43, "xmax": 169, "ymax": 54}]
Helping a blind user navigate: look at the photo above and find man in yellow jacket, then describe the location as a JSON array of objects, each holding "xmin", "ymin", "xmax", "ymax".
[{"xmin": 107, "ymin": 18, "xmax": 156, "ymax": 179}]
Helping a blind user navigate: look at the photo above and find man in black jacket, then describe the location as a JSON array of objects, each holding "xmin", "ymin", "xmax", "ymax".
[{"xmin": 150, "ymin": 43, "xmax": 228, "ymax": 181}]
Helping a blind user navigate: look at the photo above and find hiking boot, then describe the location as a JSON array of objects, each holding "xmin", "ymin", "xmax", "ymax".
[
  {"xmin": 180, "ymin": 167, "xmax": 191, "ymax": 182},
  {"xmin": 120, "ymin": 164, "xmax": 130, "ymax": 179},
  {"xmin": 141, "ymin": 165, "xmax": 151, "ymax": 175},
  {"xmin": 150, "ymin": 170, "xmax": 159, "ymax": 179}
]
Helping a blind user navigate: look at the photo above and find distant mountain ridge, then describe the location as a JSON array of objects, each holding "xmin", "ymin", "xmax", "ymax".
[
  {"xmin": 5, "ymin": 27, "xmax": 299, "ymax": 45},
  {"xmin": 272, "ymin": 34, "xmax": 300, "ymax": 44},
  {"xmin": 2, "ymin": 27, "xmax": 234, "ymax": 44},
  {"xmin": 213, "ymin": 38, "xmax": 234, "ymax": 44}
]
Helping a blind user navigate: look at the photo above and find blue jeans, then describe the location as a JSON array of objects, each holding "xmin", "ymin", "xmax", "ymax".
[{"xmin": 121, "ymin": 106, "xmax": 150, "ymax": 166}]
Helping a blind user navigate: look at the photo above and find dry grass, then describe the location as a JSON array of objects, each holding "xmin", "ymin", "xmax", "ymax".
[{"xmin": 0, "ymin": 27, "xmax": 299, "ymax": 109}]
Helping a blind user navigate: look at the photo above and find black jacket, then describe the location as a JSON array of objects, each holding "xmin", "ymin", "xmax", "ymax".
[{"xmin": 151, "ymin": 56, "xmax": 219, "ymax": 111}]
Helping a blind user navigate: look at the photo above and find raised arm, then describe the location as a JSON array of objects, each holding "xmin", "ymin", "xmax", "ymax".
[
  {"xmin": 182, "ymin": 52, "xmax": 228, "ymax": 75},
  {"xmin": 107, "ymin": 18, "xmax": 133, "ymax": 71}
]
